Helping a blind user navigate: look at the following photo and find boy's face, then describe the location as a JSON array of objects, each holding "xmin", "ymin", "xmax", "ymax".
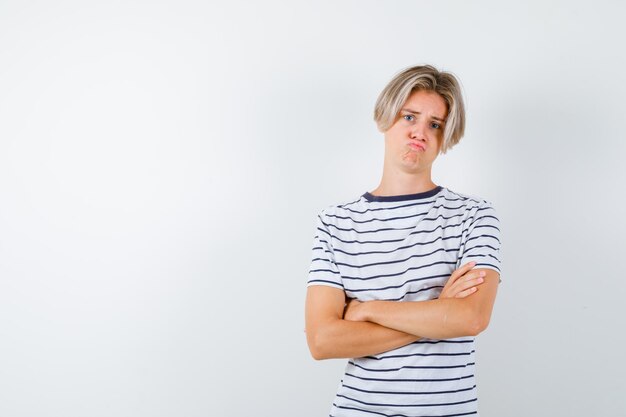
[{"xmin": 383, "ymin": 89, "xmax": 448, "ymax": 175}]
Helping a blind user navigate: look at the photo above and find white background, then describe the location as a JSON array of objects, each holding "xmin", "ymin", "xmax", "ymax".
[{"xmin": 1, "ymin": 1, "xmax": 625, "ymax": 416}]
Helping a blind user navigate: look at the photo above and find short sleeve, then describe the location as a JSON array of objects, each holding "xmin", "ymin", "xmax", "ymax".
[
  {"xmin": 459, "ymin": 200, "xmax": 502, "ymax": 278},
  {"xmin": 307, "ymin": 211, "xmax": 344, "ymax": 290}
]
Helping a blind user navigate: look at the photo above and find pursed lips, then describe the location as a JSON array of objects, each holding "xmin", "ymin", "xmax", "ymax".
[{"xmin": 408, "ymin": 141, "xmax": 425, "ymax": 151}]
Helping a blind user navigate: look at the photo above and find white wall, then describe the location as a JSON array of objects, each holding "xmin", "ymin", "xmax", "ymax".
[{"xmin": 1, "ymin": 1, "xmax": 624, "ymax": 416}]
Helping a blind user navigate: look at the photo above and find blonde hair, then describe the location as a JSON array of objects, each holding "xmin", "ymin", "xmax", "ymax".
[{"xmin": 373, "ymin": 65, "xmax": 466, "ymax": 154}]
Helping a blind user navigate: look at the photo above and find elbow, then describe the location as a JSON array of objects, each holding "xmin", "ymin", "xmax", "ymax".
[
  {"xmin": 309, "ymin": 348, "xmax": 327, "ymax": 361},
  {"xmin": 306, "ymin": 330, "xmax": 332, "ymax": 360},
  {"xmin": 466, "ymin": 312, "xmax": 491, "ymax": 337},
  {"xmin": 466, "ymin": 317, "xmax": 488, "ymax": 337},
  {"xmin": 306, "ymin": 315, "xmax": 345, "ymax": 360},
  {"xmin": 307, "ymin": 336, "xmax": 325, "ymax": 360}
]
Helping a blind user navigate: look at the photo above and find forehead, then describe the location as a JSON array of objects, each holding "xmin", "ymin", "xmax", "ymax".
[{"xmin": 402, "ymin": 90, "xmax": 448, "ymax": 118}]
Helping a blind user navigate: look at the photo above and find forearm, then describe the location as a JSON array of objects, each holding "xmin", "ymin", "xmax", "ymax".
[
  {"xmin": 352, "ymin": 269, "xmax": 500, "ymax": 339},
  {"xmin": 361, "ymin": 298, "xmax": 486, "ymax": 339},
  {"xmin": 307, "ymin": 317, "xmax": 419, "ymax": 360}
]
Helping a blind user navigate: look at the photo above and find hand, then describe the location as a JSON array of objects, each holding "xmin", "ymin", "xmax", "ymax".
[
  {"xmin": 439, "ymin": 261, "xmax": 486, "ymax": 299},
  {"xmin": 343, "ymin": 296, "xmax": 366, "ymax": 322}
]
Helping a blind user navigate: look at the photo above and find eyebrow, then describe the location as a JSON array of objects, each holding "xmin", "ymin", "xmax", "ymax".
[{"xmin": 401, "ymin": 107, "xmax": 447, "ymax": 123}]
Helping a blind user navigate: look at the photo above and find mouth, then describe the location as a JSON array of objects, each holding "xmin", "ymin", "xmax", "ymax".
[{"xmin": 408, "ymin": 142, "xmax": 425, "ymax": 151}]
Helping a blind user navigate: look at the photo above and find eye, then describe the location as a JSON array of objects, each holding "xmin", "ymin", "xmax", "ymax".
[
  {"xmin": 403, "ymin": 114, "xmax": 414, "ymax": 122},
  {"xmin": 430, "ymin": 122, "xmax": 441, "ymax": 129}
]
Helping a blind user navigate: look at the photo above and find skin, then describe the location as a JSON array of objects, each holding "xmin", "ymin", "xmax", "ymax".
[
  {"xmin": 305, "ymin": 89, "xmax": 500, "ymax": 360},
  {"xmin": 305, "ymin": 262, "xmax": 490, "ymax": 360},
  {"xmin": 371, "ymin": 89, "xmax": 447, "ymax": 196},
  {"xmin": 342, "ymin": 268, "xmax": 499, "ymax": 340}
]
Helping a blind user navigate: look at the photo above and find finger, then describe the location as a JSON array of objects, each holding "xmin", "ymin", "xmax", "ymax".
[
  {"xmin": 440, "ymin": 262, "xmax": 479, "ymax": 299},
  {"xmin": 453, "ymin": 270, "xmax": 485, "ymax": 290},
  {"xmin": 452, "ymin": 261, "xmax": 477, "ymax": 279},
  {"xmin": 463, "ymin": 270, "xmax": 486, "ymax": 283},
  {"xmin": 455, "ymin": 286, "xmax": 478, "ymax": 298},
  {"xmin": 446, "ymin": 270, "xmax": 485, "ymax": 295},
  {"xmin": 451, "ymin": 276, "xmax": 484, "ymax": 295},
  {"xmin": 448, "ymin": 261, "xmax": 477, "ymax": 284},
  {"xmin": 453, "ymin": 269, "xmax": 485, "ymax": 286}
]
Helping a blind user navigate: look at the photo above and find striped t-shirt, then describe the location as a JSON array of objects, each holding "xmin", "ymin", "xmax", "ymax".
[{"xmin": 307, "ymin": 185, "xmax": 501, "ymax": 417}]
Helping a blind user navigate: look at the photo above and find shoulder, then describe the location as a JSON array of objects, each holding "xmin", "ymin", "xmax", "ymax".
[
  {"xmin": 441, "ymin": 187, "xmax": 500, "ymax": 229},
  {"xmin": 442, "ymin": 187, "xmax": 497, "ymax": 212},
  {"xmin": 317, "ymin": 193, "xmax": 367, "ymax": 221}
]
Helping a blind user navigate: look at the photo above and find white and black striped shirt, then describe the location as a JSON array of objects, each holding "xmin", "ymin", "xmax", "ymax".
[{"xmin": 308, "ymin": 185, "xmax": 501, "ymax": 417}]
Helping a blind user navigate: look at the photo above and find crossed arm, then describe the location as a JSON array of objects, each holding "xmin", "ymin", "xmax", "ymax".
[{"xmin": 305, "ymin": 262, "xmax": 500, "ymax": 360}]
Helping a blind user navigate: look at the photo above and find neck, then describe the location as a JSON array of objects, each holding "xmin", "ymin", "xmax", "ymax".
[{"xmin": 371, "ymin": 165, "xmax": 437, "ymax": 197}]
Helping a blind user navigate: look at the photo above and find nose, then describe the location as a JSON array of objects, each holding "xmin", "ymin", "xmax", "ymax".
[{"xmin": 410, "ymin": 120, "xmax": 427, "ymax": 140}]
